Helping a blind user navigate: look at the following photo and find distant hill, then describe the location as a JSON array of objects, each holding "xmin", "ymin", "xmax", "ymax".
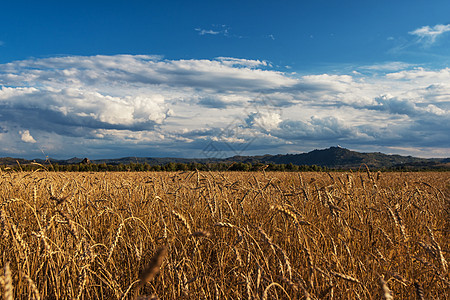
[
  {"xmin": 222, "ymin": 147, "xmax": 446, "ymax": 169},
  {"xmin": 0, "ymin": 147, "xmax": 448, "ymax": 170},
  {"xmin": 0, "ymin": 157, "xmax": 31, "ymax": 166}
]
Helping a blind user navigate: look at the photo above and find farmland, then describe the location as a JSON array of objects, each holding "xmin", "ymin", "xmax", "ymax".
[{"xmin": 0, "ymin": 170, "xmax": 449, "ymax": 299}]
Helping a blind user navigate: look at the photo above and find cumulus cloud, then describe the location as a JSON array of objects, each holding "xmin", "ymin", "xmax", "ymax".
[
  {"xmin": 366, "ymin": 94, "xmax": 449, "ymax": 119},
  {"xmin": 409, "ymin": 24, "xmax": 450, "ymax": 44},
  {"xmin": 0, "ymin": 55, "xmax": 293, "ymax": 92},
  {"xmin": 246, "ymin": 111, "xmax": 282, "ymax": 131},
  {"xmin": 0, "ymin": 55, "xmax": 449, "ymax": 158},
  {"xmin": 274, "ymin": 116, "xmax": 359, "ymax": 141},
  {"xmin": 0, "ymin": 87, "xmax": 169, "ymax": 135},
  {"xmin": 386, "ymin": 67, "xmax": 450, "ymax": 81},
  {"xmin": 20, "ymin": 130, "xmax": 36, "ymax": 143}
]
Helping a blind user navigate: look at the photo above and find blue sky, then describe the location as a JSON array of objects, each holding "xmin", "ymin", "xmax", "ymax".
[{"xmin": 1, "ymin": 0, "xmax": 449, "ymax": 159}]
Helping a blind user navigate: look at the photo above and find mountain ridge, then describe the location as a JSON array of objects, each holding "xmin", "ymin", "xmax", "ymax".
[{"xmin": 1, "ymin": 147, "xmax": 448, "ymax": 170}]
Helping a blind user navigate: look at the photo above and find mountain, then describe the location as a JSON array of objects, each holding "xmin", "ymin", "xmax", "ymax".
[
  {"xmin": 0, "ymin": 157, "xmax": 31, "ymax": 166},
  {"xmin": 0, "ymin": 147, "xmax": 448, "ymax": 170},
  {"xmin": 222, "ymin": 147, "xmax": 445, "ymax": 169}
]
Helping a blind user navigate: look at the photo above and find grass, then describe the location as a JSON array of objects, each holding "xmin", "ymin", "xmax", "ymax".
[{"xmin": 0, "ymin": 170, "xmax": 449, "ymax": 299}]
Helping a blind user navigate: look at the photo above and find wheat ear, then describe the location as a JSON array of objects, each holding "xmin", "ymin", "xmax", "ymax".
[
  {"xmin": 172, "ymin": 210, "xmax": 192, "ymax": 234},
  {"xmin": 23, "ymin": 273, "xmax": 41, "ymax": 300},
  {"xmin": 4, "ymin": 261, "xmax": 13, "ymax": 300},
  {"xmin": 379, "ymin": 276, "xmax": 393, "ymax": 300},
  {"xmin": 138, "ymin": 246, "xmax": 168, "ymax": 287}
]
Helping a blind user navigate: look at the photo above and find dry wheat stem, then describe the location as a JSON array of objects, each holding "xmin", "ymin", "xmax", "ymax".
[
  {"xmin": 0, "ymin": 171, "xmax": 448, "ymax": 299},
  {"xmin": 107, "ymin": 221, "xmax": 124, "ymax": 262},
  {"xmin": 330, "ymin": 270, "xmax": 360, "ymax": 284},
  {"xmin": 379, "ymin": 276, "xmax": 393, "ymax": 300},
  {"xmin": 138, "ymin": 246, "xmax": 168, "ymax": 288},
  {"xmin": 22, "ymin": 273, "xmax": 41, "ymax": 300},
  {"xmin": 4, "ymin": 261, "xmax": 13, "ymax": 300},
  {"xmin": 414, "ymin": 281, "xmax": 425, "ymax": 300},
  {"xmin": 262, "ymin": 282, "xmax": 291, "ymax": 300}
]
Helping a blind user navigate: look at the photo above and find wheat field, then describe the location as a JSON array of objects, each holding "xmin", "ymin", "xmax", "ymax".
[{"xmin": 0, "ymin": 170, "xmax": 449, "ymax": 299}]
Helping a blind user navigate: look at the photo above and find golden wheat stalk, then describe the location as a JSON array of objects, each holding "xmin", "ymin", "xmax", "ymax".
[
  {"xmin": 0, "ymin": 198, "xmax": 22, "ymax": 208},
  {"xmin": 426, "ymin": 226, "xmax": 448, "ymax": 273},
  {"xmin": 271, "ymin": 204, "xmax": 311, "ymax": 226},
  {"xmin": 303, "ymin": 243, "xmax": 314, "ymax": 289},
  {"xmin": 22, "ymin": 273, "xmax": 41, "ymax": 300},
  {"xmin": 414, "ymin": 281, "xmax": 425, "ymax": 300},
  {"xmin": 172, "ymin": 210, "xmax": 192, "ymax": 234},
  {"xmin": 107, "ymin": 221, "xmax": 124, "ymax": 261},
  {"xmin": 56, "ymin": 209, "xmax": 80, "ymax": 240},
  {"xmin": 0, "ymin": 276, "xmax": 4, "ymax": 295},
  {"xmin": 191, "ymin": 230, "xmax": 212, "ymax": 238},
  {"xmin": 330, "ymin": 270, "xmax": 360, "ymax": 284},
  {"xmin": 258, "ymin": 227, "xmax": 276, "ymax": 253},
  {"xmin": 138, "ymin": 246, "xmax": 168, "ymax": 287},
  {"xmin": 394, "ymin": 204, "xmax": 408, "ymax": 241},
  {"xmin": 76, "ymin": 267, "xmax": 88, "ymax": 300},
  {"xmin": 10, "ymin": 222, "xmax": 29, "ymax": 259},
  {"xmin": 0, "ymin": 208, "xmax": 9, "ymax": 239},
  {"xmin": 4, "ymin": 261, "xmax": 13, "ymax": 300},
  {"xmin": 262, "ymin": 282, "xmax": 291, "ymax": 300},
  {"xmin": 379, "ymin": 276, "xmax": 393, "ymax": 300},
  {"xmin": 214, "ymin": 222, "xmax": 235, "ymax": 229}
]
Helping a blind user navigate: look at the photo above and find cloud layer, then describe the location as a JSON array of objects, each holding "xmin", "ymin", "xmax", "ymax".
[
  {"xmin": 409, "ymin": 24, "xmax": 450, "ymax": 44},
  {"xmin": 0, "ymin": 55, "xmax": 449, "ymax": 158}
]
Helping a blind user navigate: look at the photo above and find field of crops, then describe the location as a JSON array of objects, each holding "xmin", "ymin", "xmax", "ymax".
[{"xmin": 0, "ymin": 170, "xmax": 449, "ymax": 299}]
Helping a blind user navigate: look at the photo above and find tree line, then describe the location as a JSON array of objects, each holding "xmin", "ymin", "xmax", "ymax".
[
  {"xmin": 1, "ymin": 161, "xmax": 329, "ymax": 172},
  {"xmin": 1, "ymin": 161, "xmax": 448, "ymax": 172}
]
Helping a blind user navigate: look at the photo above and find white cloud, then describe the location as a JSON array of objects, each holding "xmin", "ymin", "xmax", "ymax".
[
  {"xmin": 195, "ymin": 28, "xmax": 220, "ymax": 35},
  {"xmin": 20, "ymin": 130, "xmax": 36, "ymax": 143},
  {"xmin": 195, "ymin": 25, "xmax": 231, "ymax": 37},
  {"xmin": 274, "ymin": 116, "xmax": 361, "ymax": 141},
  {"xmin": 0, "ymin": 54, "xmax": 449, "ymax": 158},
  {"xmin": 216, "ymin": 57, "xmax": 268, "ymax": 68},
  {"xmin": 360, "ymin": 62, "xmax": 415, "ymax": 72},
  {"xmin": 409, "ymin": 24, "xmax": 450, "ymax": 43},
  {"xmin": 246, "ymin": 111, "xmax": 282, "ymax": 131},
  {"xmin": 386, "ymin": 67, "xmax": 450, "ymax": 82}
]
